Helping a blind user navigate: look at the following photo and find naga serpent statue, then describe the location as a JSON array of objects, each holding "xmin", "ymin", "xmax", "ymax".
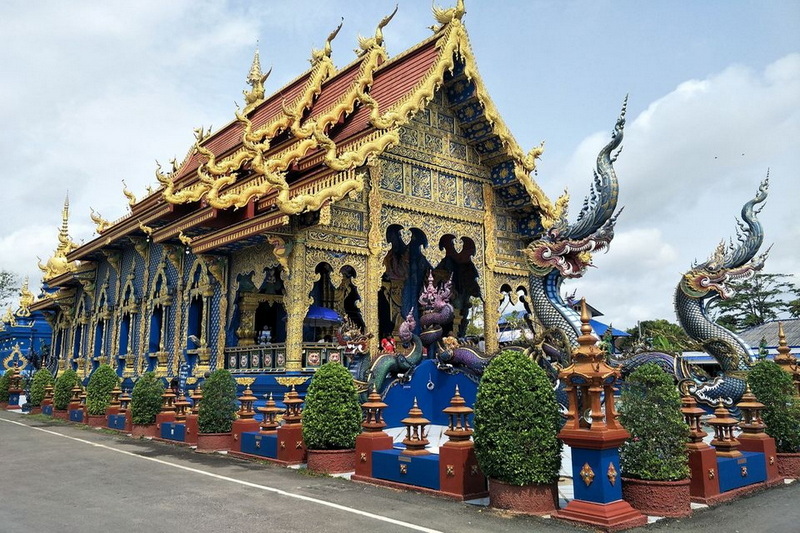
[
  {"xmin": 622, "ymin": 177, "xmax": 770, "ymax": 413},
  {"xmin": 433, "ymin": 101, "xmax": 627, "ymax": 386},
  {"xmin": 522, "ymin": 99, "xmax": 626, "ymax": 361}
]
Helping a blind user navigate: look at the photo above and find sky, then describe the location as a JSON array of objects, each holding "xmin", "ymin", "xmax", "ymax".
[{"xmin": 0, "ymin": 0, "xmax": 798, "ymax": 331}]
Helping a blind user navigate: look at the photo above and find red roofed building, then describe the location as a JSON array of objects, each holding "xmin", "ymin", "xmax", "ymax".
[{"xmin": 30, "ymin": 5, "xmax": 561, "ymax": 389}]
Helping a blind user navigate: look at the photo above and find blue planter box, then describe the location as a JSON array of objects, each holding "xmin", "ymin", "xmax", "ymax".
[
  {"xmin": 718, "ymin": 451, "xmax": 766, "ymax": 492},
  {"xmin": 372, "ymin": 449, "xmax": 440, "ymax": 490},
  {"xmin": 69, "ymin": 409, "xmax": 84, "ymax": 423},
  {"xmin": 42, "ymin": 405, "xmax": 53, "ymax": 416},
  {"xmin": 240, "ymin": 432, "xmax": 277, "ymax": 458},
  {"xmin": 161, "ymin": 422, "xmax": 186, "ymax": 442},
  {"xmin": 108, "ymin": 414, "xmax": 127, "ymax": 430}
]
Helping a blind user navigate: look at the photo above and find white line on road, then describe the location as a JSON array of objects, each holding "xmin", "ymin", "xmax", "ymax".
[{"xmin": 1, "ymin": 417, "xmax": 443, "ymax": 533}]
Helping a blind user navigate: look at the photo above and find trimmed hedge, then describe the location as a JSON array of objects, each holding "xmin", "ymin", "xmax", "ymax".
[
  {"xmin": 198, "ymin": 369, "xmax": 238, "ymax": 434},
  {"xmin": 86, "ymin": 364, "xmax": 119, "ymax": 415},
  {"xmin": 53, "ymin": 369, "xmax": 79, "ymax": 410},
  {"xmin": 619, "ymin": 363, "xmax": 690, "ymax": 480},
  {"xmin": 0, "ymin": 370, "xmax": 10, "ymax": 403},
  {"xmin": 748, "ymin": 361, "xmax": 800, "ymax": 453},
  {"xmin": 29, "ymin": 368, "xmax": 54, "ymax": 407},
  {"xmin": 131, "ymin": 372, "xmax": 164, "ymax": 425},
  {"xmin": 302, "ymin": 362, "xmax": 362, "ymax": 450},
  {"xmin": 474, "ymin": 350, "xmax": 562, "ymax": 485}
]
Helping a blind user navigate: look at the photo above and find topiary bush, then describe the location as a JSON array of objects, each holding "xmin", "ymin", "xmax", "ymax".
[
  {"xmin": 0, "ymin": 370, "xmax": 10, "ymax": 403},
  {"xmin": 748, "ymin": 361, "xmax": 800, "ymax": 453},
  {"xmin": 474, "ymin": 350, "xmax": 562, "ymax": 485},
  {"xmin": 619, "ymin": 363, "xmax": 689, "ymax": 480},
  {"xmin": 198, "ymin": 369, "xmax": 238, "ymax": 434},
  {"xmin": 53, "ymin": 369, "xmax": 79, "ymax": 410},
  {"xmin": 86, "ymin": 364, "xmax": 119, "ymax": 415},
  {"xmin": 302, "ymin": 362, "xmax": 362, "ymax": 450},
  {"xmin": 29, "ymin": 368, "xmax": 54, "ymax": 407},
  {"xmin": 131, "ymin": 371, "xmax": 164, "ymax": 425}
]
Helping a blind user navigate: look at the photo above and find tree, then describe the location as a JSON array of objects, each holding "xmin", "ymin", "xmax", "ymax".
[
  {"xmin": 0, "ymin": 270, "xmax": 19, "ymax": 308},
  {"xmin": 711, "ymin": 272, "xmax": 797, "ymax": 330},
  {"xmin": 619, "ymin": 319, "xmax": 697, "ymax": 354}
]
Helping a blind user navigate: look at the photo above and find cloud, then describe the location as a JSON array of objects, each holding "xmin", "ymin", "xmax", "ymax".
[{"xmin": 557, "ymin": 53, "xmax": 800, "ymax": 328}]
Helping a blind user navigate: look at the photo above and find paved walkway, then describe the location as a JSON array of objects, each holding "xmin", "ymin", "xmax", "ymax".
[{"xmin": 1, "ymin": 411, "xmax": 797, "ymax": 532}]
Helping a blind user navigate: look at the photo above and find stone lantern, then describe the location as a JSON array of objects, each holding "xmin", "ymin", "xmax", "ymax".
[
  {"xmin": 353, "ymin": 387, "xmax": 394, "ymax": 479},
  {"xmin": 681, "ymin": 394, "xmax": 721, "ymax": 501},
  {"xmin": 156, "ymin": 386, "xmax": 177, "ymax": 430},
  {"xmin": 174, "ymin": 393, "xmax": 191, "ymax": 423},
  {"xmin": 707, "ymin": 401, "xmax": 741, "ymax": 458},
  {"xmin": 736, "ymin": 386, "xmax": 781, "ymax": 485},
  {"xmin": 118, "ymin": 390, "xmax": 131, "ymax": 413},
  {"xmin": 258, "ymin": 393, "xmax": 283, "ymax": 434},
  {"xmin": 184, "ymin": 387, "xmax": 202, "ymax": 446},
  {"xmin": 107, "ymin": 385, "xmax": 122, "ymax": 416},
  {"xmin": 232, "ymin": 384, "xmax": 260, "ymax": 452},
  {"xmin": 400, "ymin": 398, "xmax": 430, "ymax": 456},
  {"xmin": 554, "ymin": 300, "xmax": 646, "ymax": 530},
  {"xmin": 276, "ymin": 385, "xmax": 306, "ymax": 464},
  {"xmin": 439, "ymin": 386, "xmax": 487, "ymax": 500}
]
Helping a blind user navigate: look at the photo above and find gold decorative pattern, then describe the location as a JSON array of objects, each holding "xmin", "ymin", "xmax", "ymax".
[
  {"xmin": 580, "ymin": 463, "xmax": 595, "ymax": 486},
  {"xmin": 607, "ymin": 462, "xmax": 618, "ymax": 486},
  {"xmin": 274, "ymin": 376, "xmax": 310, "ymax": 388},
  {"xmin": 235, "ymin": 377, "xmax": 256, "ymax": 386}
]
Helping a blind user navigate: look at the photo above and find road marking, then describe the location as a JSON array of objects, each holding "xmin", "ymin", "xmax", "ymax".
[{"xmin": 1, "ymin": 417, "xmax": 442, "ymax": 533}]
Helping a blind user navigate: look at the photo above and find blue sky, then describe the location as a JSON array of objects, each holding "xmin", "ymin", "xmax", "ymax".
[{"xmin": 1, "ymin": 0, "xmax": 798, "ymax": 329}]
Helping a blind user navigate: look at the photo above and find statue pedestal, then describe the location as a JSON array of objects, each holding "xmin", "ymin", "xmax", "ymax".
[
  {"xmin": 739, "ymin": 435, "xmax": 783, "ymax": 486},
  {"xmin": 438, "ymin": 442, "xmax": 487, "ymax": 500},
  {"xmin": 353, "ymin": 431, "xmax": 394, "ymax": 479},
  {"xmin": 276, "ymin": 424, "xmax": 306, "ymax": 465},
  {"xmin": 688, "ymin": 445, "xmax": 721, "ymax": 503}
]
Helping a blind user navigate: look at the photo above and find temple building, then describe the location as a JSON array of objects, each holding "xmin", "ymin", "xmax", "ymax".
[
  {"xmin": 1, "ymin": 278, "xmax": 52, "ymax": 374},
  {"xmin": 29, "ymin": 6, "xmax": 565, "ymax": 390}
]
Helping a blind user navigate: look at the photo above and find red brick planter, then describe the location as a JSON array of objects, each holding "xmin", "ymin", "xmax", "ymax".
[
  {"xmin": 131, "ymin": 423, "xmax": 159, "ymax": 438},
  {"xmin": 53, "ymin": 409, "xmax": 69, "ymax": 421},
  {"xmin": 622, "ymin": 477, "xmax": 691, "ymax": 518},
  {"xmin": 777, "ymin": 452, "xmax": 800, "ymax": 479},
  {"xmin": 28, "ymin": 407, "xmax": 43, "ymax": 415},
  {"xmin": 306, "ymin": 448, "xmax": 356, "ymax": 474},
  {"xmin": 87, "ymin": 414, "xmax": 107, "ymax": 428},
  {"xmin": 196, "ymin": 432, "xmax": 232, "ymax": 453},
  {"xmin": 488, "ymin": 478, "xmax": 559, "ymax": 515}
]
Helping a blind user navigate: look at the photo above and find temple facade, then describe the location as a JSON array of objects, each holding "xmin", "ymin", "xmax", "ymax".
[
  {"xmin": 1, "ymin": 279, "xmax": 52, "ymax": 374},
  {"xmin": 30, "ymin": 8, "xmax": 564, "ymax": 389}
]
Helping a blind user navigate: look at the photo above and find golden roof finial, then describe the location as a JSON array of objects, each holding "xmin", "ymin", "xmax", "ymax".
[
  {"xmin": 16, "ymin": 277, "xmax": 34, "ymax": 318},
  {"xmin": 89, "ymin": 207, "xmax": 111, "ymax": 234},
  {"xmin": 122, "ymin": 179, "xmax": 137, "ymax": 207},
  {"xmin": 572, "ymin": 298, "xmax": 603, "ymax": 363},
  {"xmin": 243, "ymin": 42, "xmax": 271, "ymax": 108},
  {"xmin": 774, "ymin": 321, "xmax": 796, "ymax": 367},
  {"xmin": 311, "ymin": 18, "xmax": 344, "ymax": 64},
  {"xmin": 356, "ymin": 5, "xmax": 397, "ymax": 55},
  {"xmin": 39, "ymin": 193, "xmax": 79, "ymax": 280},
  {"xmin": 432, "ymin": 0, "xmax": 466, "ymax": 28}
]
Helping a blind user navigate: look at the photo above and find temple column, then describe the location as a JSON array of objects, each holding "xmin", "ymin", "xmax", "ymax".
[
  {"xmin": 365, "ymin": 165, "xmax": 384, "ymax": 356},
  {"xmin": 284, "ymin": 237, "xmax": 310, "ymax": 371},
  {"xmin": 482, "ymin": 183, "xmax": 499, "ymax": 354}
]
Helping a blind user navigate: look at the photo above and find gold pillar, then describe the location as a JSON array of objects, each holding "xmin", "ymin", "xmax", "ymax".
[
  {"xmin": 284, "ymin": 237, "xmax": 310, "ymax": 371},
  {"xmin": 482, "ymin": 183, "xmax": 499, "ymax": 354},
  {"xmin": 365, "ymin": 164, "xmax": 384, "ymax": 357},
  {"xmin": 235, "ymin": 293, "xmax": 261, "ymax": 347}
]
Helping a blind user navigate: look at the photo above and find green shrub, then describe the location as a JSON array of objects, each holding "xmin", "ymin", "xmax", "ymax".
[
  {"xmin": 0, "ymin": 370, "xmax": 10, "ymax": 403},
  {"xmin": 131, "ymin": 372, "xmax": 164, "ymax": 425},
  {"xmin": 198, "ymin": 369, "xmax": 238, "ymax": 434},
  {"xmin": 29, "ymin": 368, "xmax": 54, "ymax": 407},
  {"xmin": 474, "ymin": 350, "xmax": 562, "ymax": 485},
  {"xmin": 748, "ymin": 361, "xmax": 800, "ymax": 453},
  {"xmin": 619, "ymin": 363, "xmax": 690, "ymax": 480},
  {"xmin": 53, "ymin": 369, "xmax": 79, "ymax": 410},
  {"xmin": 86, "ymin": 365, "xmax": 119, "ymax": 415},
  {"xmin": 302, "ymin": 362, "xmax": 362, "ymax": 450}
]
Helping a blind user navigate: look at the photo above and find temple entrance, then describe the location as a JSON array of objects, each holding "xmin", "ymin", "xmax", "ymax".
[
  {"xmin": 379, "ymin": 225, "xmax": 433, "ymax": 341},
  {"xmin": 432, "ymin": 235, "xmax": 481, "ymax": 340},
  {"xmin": 253, "ymin": 266, "xmax": 285, "ymax": 344}
]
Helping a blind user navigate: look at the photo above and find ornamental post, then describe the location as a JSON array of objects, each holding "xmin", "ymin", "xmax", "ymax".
[
  {"xmin": 439, "ymin": 386, "xmax": 487, "ymax": 500},
  {"xmin": 231, "ymin": 384, "xmax": 260, "ymax": 452},
  {"xmin": 353, "ymin": 387, "xmax": 394, "ymax": 479},
  {"xmin": 736, "ymin": 386, "xmax": 782, "ymax": 485},
  {"xmin": 553, "ymin": 300, "xmax": 646, "ymax": 530}
]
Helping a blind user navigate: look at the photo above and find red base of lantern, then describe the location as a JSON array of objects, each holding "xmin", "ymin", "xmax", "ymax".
[
  {"xmin": 276, "ymin": 425, "xmax": 306, "ymax": 464},
  {"xmin": 739, "ymin": 435, "xmax": 783, "ymax": 484},
  {"xmin": 355, "ymin": 432, "xmax": 394, "ymax": 478},
  {"xmin": 439, "ymin": 444, "xmax": 488, "ymax": 501},
  {"xmin": 230, "ymin": 418, "xmax": 260, "ymax": 453},
  {"xmin": 554, "ymin": 500, "xmax": 647, "ymax": 531}
]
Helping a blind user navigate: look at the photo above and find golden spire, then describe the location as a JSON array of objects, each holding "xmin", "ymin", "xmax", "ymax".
[
  {"xmin": 16, "ymin": 277, "xmax": 34, "ymax": 318},
  {"xmin": 243, "ymin": 43, "xmax": 271, "ymax": 109},
  {"xmin": 39, "ymin": 194, "xmax": 79, "ymax": 280},
  {"xmin": 774, "ymin": 321, "xmax": 796, "ymax": 368}
]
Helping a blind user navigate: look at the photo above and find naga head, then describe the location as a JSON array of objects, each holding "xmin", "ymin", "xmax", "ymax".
[
  {"xmin": 523, "ymin": 98, "xmax": 626, "ymax": 279},
  {"xmin": 680, "ymin": 176, "xmax": 769, "ymax": 300}
]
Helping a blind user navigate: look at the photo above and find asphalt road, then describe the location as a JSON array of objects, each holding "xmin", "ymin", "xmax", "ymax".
[{"xmin": 1, "ymin": 411, "xmax": 798, "ymax": 533}]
